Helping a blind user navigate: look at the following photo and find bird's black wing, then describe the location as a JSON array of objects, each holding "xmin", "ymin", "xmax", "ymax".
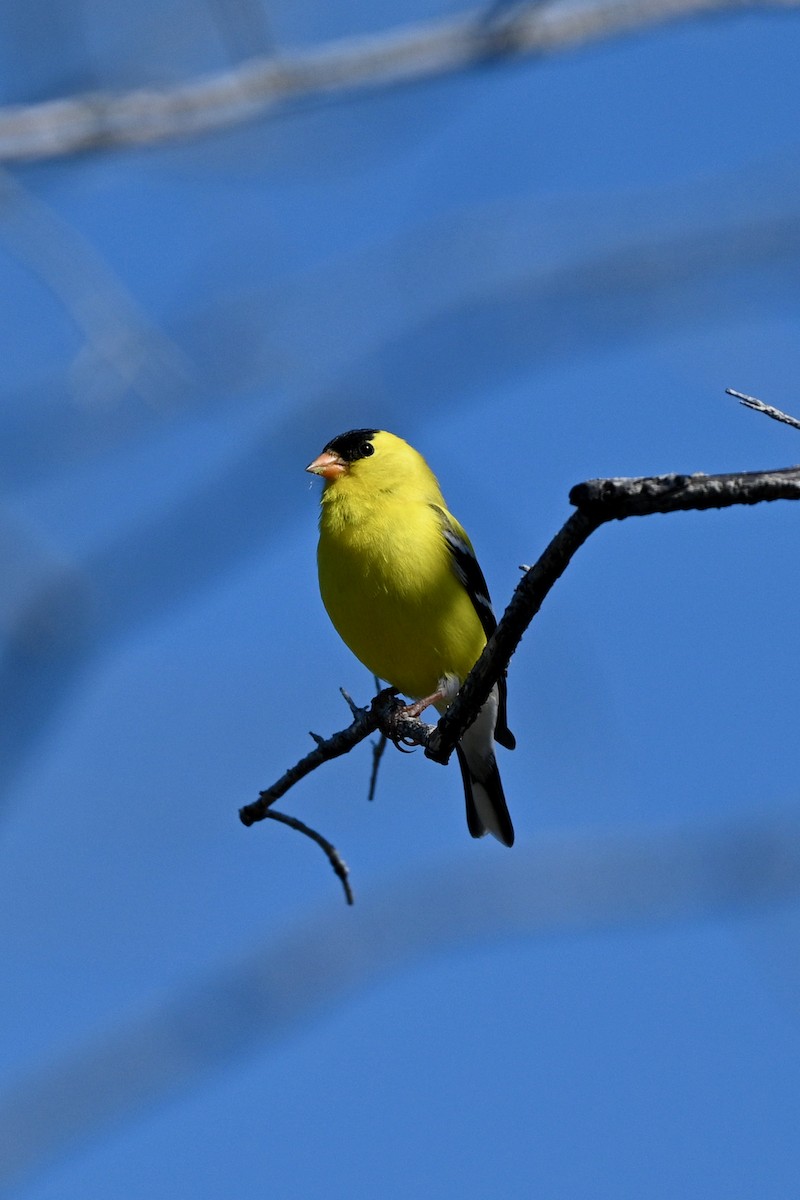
[{"xmin": 432, "ymin": 505, "xmax": 515, "ymax": 750}]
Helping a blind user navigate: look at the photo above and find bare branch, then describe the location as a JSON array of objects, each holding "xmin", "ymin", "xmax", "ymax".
[
  {"xmin": 368, "ymin": 733, "xmax": 389, "ymax": 802},
  {"xmin": 727, "ymin": 387, "xmax": 800, "ymax": 431},
  {"xmin": 427, "ymin": 463, "xmax": 800, "ymax": 763},
  {"xmin": 426, "ymin": 506, "xmax": 601, "ymax": 762},
  {"xmin": 264, "ymin": 809, "xmax": 354, "ymax": 905},
  {"xmin": 0, "ymin": 0, "xmax": 797, "ymax": 162},
  {"xmin": 239, "ymin": 698, "xmax": 378, "ymax": 825},
  {"xmin": 367, "ymin": 674, "xmax": 389, "ymax": 802},
  {"xmin": 570, "ymin": 465, "xmax": 800, "ymax": 512},
  {"xmin": 339, "ymin": 687, "xmax": 361, "ymax": 718},
  {"xmin": 239, "ymin": 688, "xmax": 435, "ymax": 826}
]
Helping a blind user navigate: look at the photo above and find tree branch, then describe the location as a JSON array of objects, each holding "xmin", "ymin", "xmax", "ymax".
[
  {"xmin": 263, "ymin": 808, "xmax": 354, "ymax": 906},
  {"xmin": 727, "ymin": 387, "xmax": 800, "ymax": 431},
  {"xmin": 368, "ymin": 734, "xmax": 389, "ymax": 802},
  {"xmin": 239, "ymin": 688, "xmax": 435, "ymax": 826},
  {"xmin": 427, "ymin": 507, "xmax": 602, "ymax": 763},
  {"xmin": 427, "ymin": 463, "xmax": 800, "ymax": 763},
  {"xmin": 0, "ymin": 0, "xmax": 797, "ymax": 162}
]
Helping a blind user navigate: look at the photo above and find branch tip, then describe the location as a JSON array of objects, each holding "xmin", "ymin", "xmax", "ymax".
[
  {"xmin": 264, "ymin": 809, "xmax": 354, "ymax": 905},
  {"xmin": 339, "ymin": 687, "xmax": 361, "ymax": 717},
  {"xmin": 727, "ymin": 388, "xmax": 800, "ymax": 431}
]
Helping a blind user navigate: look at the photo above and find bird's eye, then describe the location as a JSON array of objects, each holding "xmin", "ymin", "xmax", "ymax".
[{"xmin": 360, "ymin": 442, "xmax": 374, "ymax": 458}]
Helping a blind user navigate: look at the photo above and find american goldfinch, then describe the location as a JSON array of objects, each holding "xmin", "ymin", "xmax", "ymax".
[{"xmin": 306, "ymin": 428, "xmax": 515, "ymax": 846}]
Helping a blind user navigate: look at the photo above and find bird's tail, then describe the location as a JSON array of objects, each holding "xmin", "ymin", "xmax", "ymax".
[{"xmin": 455, "ymin": 686, "xmax": 514, "ymax": 847}]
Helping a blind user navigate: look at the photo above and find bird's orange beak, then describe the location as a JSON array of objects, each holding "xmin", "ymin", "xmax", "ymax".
[{"xmin": 306, "ymin": 450, "xmax": 348, "ymax": 480}]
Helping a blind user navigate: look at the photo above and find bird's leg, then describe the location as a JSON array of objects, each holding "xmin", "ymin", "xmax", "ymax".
[
  {"xmin": 402, "ymin": 674, "xmax": 459, "ymax": 720},
  {"xmin": 401, "ymin": 690, "xmax": 445, "ymax": 719}
]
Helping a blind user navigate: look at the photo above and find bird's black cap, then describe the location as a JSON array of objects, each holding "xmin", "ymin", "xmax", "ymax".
[{"xmin": 324, "ymin": 429, "xmax": 379, "ymax": 462}]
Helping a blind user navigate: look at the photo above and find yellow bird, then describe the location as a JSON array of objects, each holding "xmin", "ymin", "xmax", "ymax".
[{"xmin": 306, "ymin": 428, "xmax": 515, "ymax": 845}]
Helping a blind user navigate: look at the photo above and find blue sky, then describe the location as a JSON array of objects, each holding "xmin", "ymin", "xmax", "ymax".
[{"xmin": 2, "ymin": 2, "xmax": 800, "ymax": 1196}]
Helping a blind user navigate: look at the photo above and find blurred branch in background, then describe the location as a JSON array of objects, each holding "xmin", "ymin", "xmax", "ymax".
[
  {"xmin": 0, "ymin": 0, "xmax": 797, "ymax": 161},
  {"xmin": 0, "ymin": 169, "xmax": 191, "ymax": 410},
  {"xmin": 0, "ymin": 510, "xmax": 91, "ymax": 665},
  {"xmin": 2, "ymin": 815, "xmax": 799, "ymax": 1190},
  {"xmin": 0, "ymin": 172, "xmax": 796, "ymax": 488},
  {"xmin": 0, "ymin": 509, "xmax": 94, "ymax": 803}
]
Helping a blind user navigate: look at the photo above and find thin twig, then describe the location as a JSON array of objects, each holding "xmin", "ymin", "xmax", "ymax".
[
  {"xmin": 368, "ymin": 734, "xmax": 388, "ymax": 802},
  {"xmin": 239, "ymin": 687, "xmax": 435, "ymax": 825},
  {"xmin": 240, "ymin": 698, "xmax": 378, "ymax": 825},
  {"xmin": 727, "ymin": 388, "xmax": 800, "ymax": 431},
  {"xmin": 339, "ymin": 687, "xmax": 361, "ymax": 717},
  {"xmin": 367, "ymin": 675, "xmax": 388, "ymax": 801},
  {"xmin": 263, "ymin": 808, "xmax": 353, "ymax": 905},
  {"xmin": 0, "ymin": 0, "xmax": 797, "ymax": 161},
  {"xmin": 239, "ymin": 688, "xmax": 433, "ymax": 901}
]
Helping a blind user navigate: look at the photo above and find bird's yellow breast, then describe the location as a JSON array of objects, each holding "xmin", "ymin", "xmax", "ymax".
[{"xmin": 317, "ymin": 488, "xmax": 486, "ymax": 701}]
